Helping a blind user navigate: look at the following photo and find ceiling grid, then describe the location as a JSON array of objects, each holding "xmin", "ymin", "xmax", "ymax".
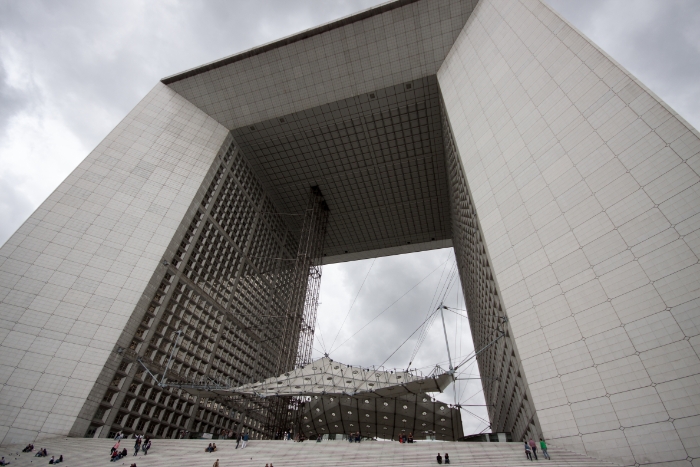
[{"xmin": 231, "ymin": 76, "xmax": 452, "ymax": 259}]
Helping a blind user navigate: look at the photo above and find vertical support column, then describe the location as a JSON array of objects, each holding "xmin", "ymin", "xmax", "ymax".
[{"xmin": 267, "ymin": 186, "xmax": 329, "ymax": 437}]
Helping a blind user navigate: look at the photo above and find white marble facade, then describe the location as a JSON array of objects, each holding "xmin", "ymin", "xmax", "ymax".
[
  {"xmin": 0, "ymin": 0, "xmax": 698, "ymax": 465},
  {"xmin": 0, "ymin": 83, "xmax": 228, "ymax": 445},
  {"xmin": 439, "ymin": 0, "xmax": 700, "ymax": 465}
]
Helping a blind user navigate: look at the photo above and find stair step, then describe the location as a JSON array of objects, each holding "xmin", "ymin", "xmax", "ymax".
[{"xmin": 1, "ymin": 439, "xmax": 620, "ymax": 467}]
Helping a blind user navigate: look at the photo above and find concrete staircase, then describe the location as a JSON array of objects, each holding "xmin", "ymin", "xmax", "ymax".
[{"xmin": 0, "ymin": 438, "xmax": 621, "ymax": 467}]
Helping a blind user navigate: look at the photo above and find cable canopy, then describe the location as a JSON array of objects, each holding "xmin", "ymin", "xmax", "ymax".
[{"xmin": 170, "ymin": 356, "xmax": 452, "ymax": 399}]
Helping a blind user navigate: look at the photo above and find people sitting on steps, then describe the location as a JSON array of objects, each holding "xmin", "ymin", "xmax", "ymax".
[
  {"xmin": 205, "ymin": 443, "xmax": 213, "ymax": 453},
  {"xmin": 444, "ymin": 453, "xmax": 450, "ymax": 464},
  {"xmin": 22, "ymin": 444, "xmax": 34, "ymax": 453},
  {"xmin": 0, "ymin": 456, "xmax": 10, "ymax": 466},
  {"xmin": 35, "ymin": 448, "xmax": 48, "ymax": 457},
  {"xmin": 48, "ymin": 455, "xmax": 63, "ymax": 464},
  {"xmin": 436, "ymin": 452, "xmax": 443, "ymax": 464},
  {"xmin": 111, "ymin": 448, "xmax": 127, "ymax": 462}
]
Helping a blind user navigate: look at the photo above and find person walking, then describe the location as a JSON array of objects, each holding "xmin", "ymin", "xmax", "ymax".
[
  {"xmin": 213, "ymin": 459, "xmax": 219, "ymax": 467},
  {"xmin": 241, "ymin": 432, "xmax": 249, "ymax": 449},
  {"xmin": 529, "ymin": 439, "xmax": 538, "ymax": 460},
  {"xmin": 134, "ymin": 436, "xmax": 141, "ymax": 456},
  {"xmin": 540, "ymin": 439, "xmax": 550, "ymax": 460},
  {"xmin": 235, "ymin": 433, "xmax": 241, "ymax": 449},
  {"xmin": 525, "ymin": 441, "xmax": 533, "ymax": 461}
]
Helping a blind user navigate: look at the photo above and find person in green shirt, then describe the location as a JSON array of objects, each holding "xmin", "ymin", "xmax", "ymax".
[{"xmin": 540, "ymin": 439, "xmax": 550, "ymax": 460}]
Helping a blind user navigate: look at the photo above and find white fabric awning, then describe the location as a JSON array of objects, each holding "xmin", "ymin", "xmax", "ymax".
[
  {"xmin": 174, "ymin": 357, "xmax": 452, "ymax": 399},
  {"xmin": 234, "ymin": 357, "xmax": 452, "ymax": 398}
]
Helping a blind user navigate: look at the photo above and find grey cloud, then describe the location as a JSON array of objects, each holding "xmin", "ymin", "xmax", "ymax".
[
  {"xmin": 0, "ymin": 173, "xmax": 33, "ymax": 244},
  {"xmin": 0, "ymin": 62, "xmax": 32, "ymax": 138}
]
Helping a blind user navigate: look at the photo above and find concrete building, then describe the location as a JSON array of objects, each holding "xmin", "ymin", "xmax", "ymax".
[{"xmin": 1, "ymin": 0, "xmax": 698, "ymax": 465}]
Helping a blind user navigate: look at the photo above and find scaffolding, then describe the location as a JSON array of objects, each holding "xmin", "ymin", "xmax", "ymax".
[{"xmin": 266, "ymin": 186, "xmax": 329, "ymax": 438}]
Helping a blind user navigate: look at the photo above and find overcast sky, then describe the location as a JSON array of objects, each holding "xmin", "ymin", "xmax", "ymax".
[{"xmin": 1, "ymin": 0, "xmax": 699, "ymax": 435}]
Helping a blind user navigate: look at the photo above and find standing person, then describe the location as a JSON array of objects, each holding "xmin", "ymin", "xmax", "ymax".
[
  {"xmin": 236, "ymin": 433, "xmax": 241, "ymax": 449},
  {"xmin": 436, "ymin": 453, "xmax": 443, "ymax": 464},
  {"xmin": 525, "ymin": 442, "xmax": 533, "ymax": 461},
  {"xmin": 540, "ymin": 439, "xmax": 550, "ymax": 460},
  {"xmin": 134, "ymin": 436, "xmax": 141, "ymax": 456},
  {"xmin": 242, "ymin": 432, "xmax": 249, "ymax": 449},
  {"xmin": 115, "ymin": 431, "xmax": 123, "ymax": 441},
  {"xmin": 143, "ymin": 438, "xmax": 151, "ymax": 455},
  {"xmin": 529, "ymin": 439, "xmax": 538, "ymax": 460},
  {"xmin": 213, "ymin": 459, "xmax": 219, "ymax": 467}
]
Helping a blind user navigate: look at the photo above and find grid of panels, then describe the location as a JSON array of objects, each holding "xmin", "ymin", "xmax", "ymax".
[
  {"xmin": 232, "ymin": 77, "xmax": 451, "ymax": 258},
  {"xmin": 89, "ymin": 141, "xmax": 305, "ymax": 440},
  {"xmin": 301, "ymin": 394, "xmax": 462, "ymax": 441},
  {"xmin": 442, "ymin": 100, "xmax": 541, "ymax": 443}
]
